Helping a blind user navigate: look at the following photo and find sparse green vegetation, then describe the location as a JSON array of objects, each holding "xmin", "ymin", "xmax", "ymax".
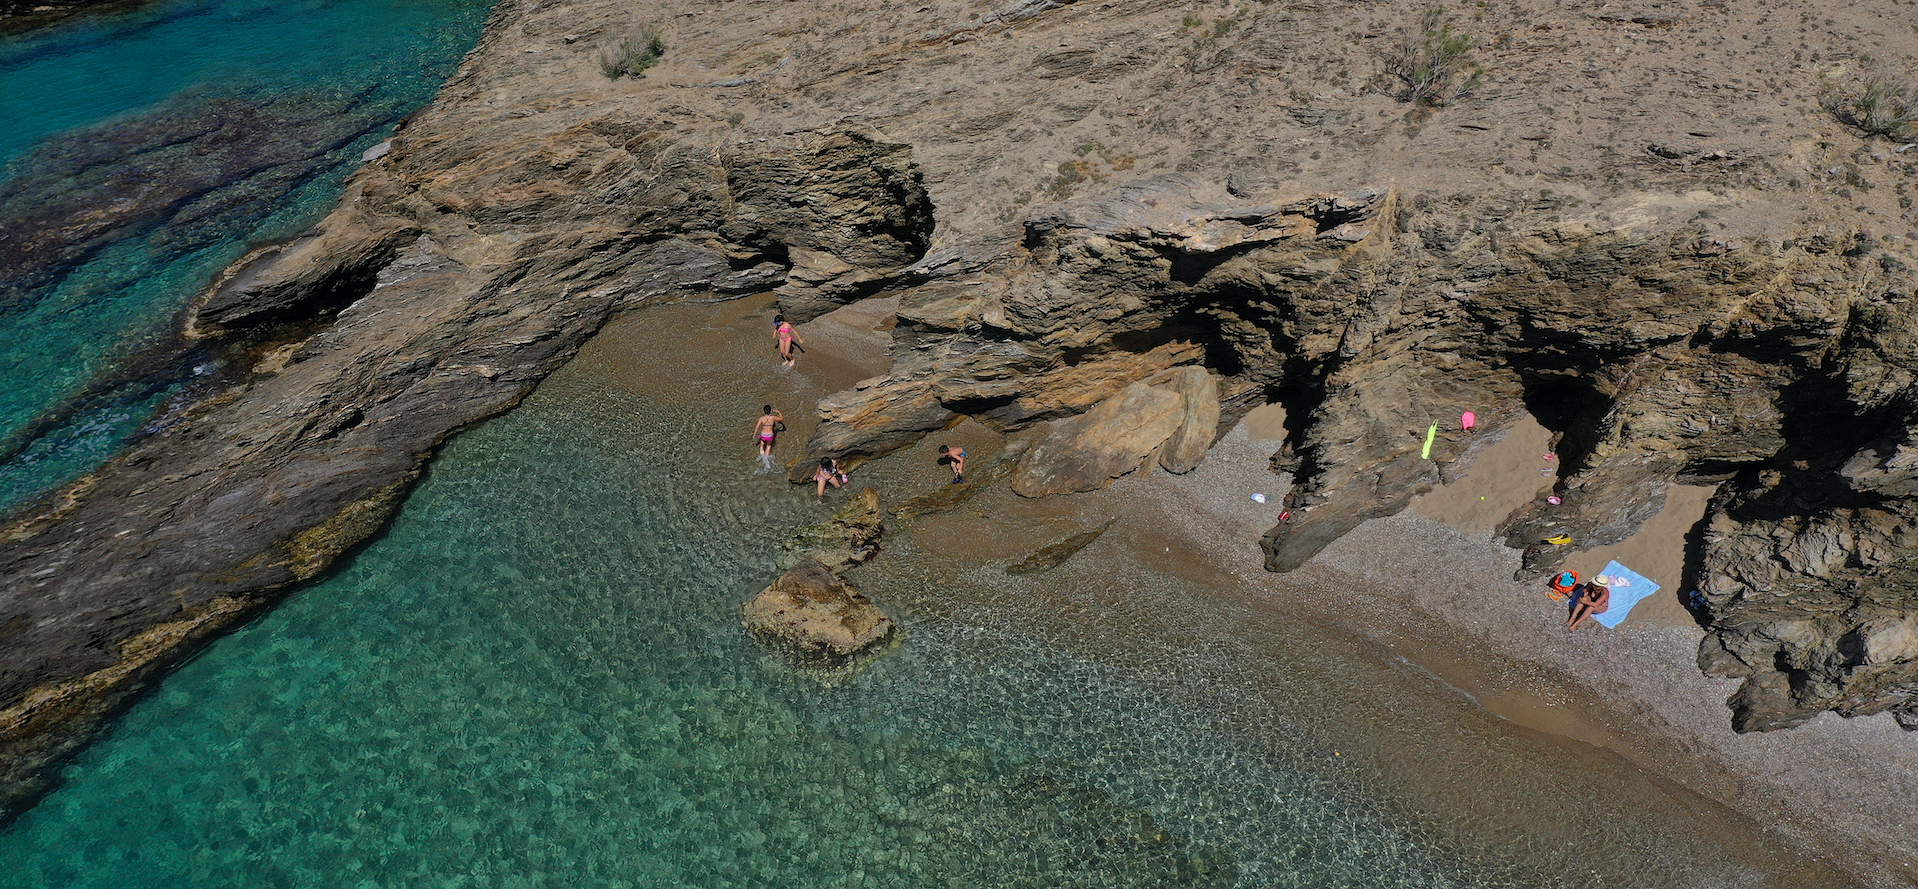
[
  {"xmin": 1046, "ymin": 144, "xmax": 1137, "ymax": 198},
  {"xmin": 599, "ymin": 25, "xmax": 666, "ymax": 80},
  {"xmin": 1381, "ymin": 6, "xmax": 1483, "ymax": 107},
  {"xmin": 1825, "ymin": 73, "xmax": 1918, "ymax": 141}
]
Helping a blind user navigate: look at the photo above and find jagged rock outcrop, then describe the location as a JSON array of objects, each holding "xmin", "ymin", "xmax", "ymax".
[
  {"xmin": 0, "ymin": 99, "xmax": 933, "ymax": 816},
  {"xmin": 806, "ymin": 172, "xmax": 1918, "ymax": 733},
  {"xmin": 741, "ymin": 558, "xmax": 896, "ymax": 668},
  {"xmin": 9, "ymin": 0, "xmax": 1918, "ymax": 823},
  {"xmin": 778, "ymin": 487, "xmax": 884, "ymax": 573},
  {"xmin": 1011, "ymin": 382, "xmax": 1185, "ymax": 497}
]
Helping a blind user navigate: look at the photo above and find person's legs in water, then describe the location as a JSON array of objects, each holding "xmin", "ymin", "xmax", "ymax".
[
  {"xmin": 938, "ymin": 445, "xmax": 966, "ymax": 484},
  {"xmin": 814, "ymin": 458, "xmax": 847, "ymax": 498},
  {"xmin": 756, "ymin": 405, "xmax": 782, "ymax": 472}
]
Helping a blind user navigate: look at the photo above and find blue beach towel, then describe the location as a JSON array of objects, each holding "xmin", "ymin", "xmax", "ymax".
[{"xmin": 1592, "ymin": 560, "xmax": 1659, "ymax": 629}]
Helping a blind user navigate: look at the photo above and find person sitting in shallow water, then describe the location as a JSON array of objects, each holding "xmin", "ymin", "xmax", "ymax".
[
  {"xmin": 814, "ymin": 457, "xmax": 847, "ymax": 499},
  {"xmin": 1567, "ymin": 577, "xmax": 1610, "ymax": 633}
]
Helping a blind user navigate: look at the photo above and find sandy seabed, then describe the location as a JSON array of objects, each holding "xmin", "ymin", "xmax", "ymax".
[{"xmin": 579, "ymin": 294, "xmax": 1918, "ymax": 888}]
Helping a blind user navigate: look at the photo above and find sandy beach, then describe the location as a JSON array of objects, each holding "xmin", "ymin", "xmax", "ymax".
[
  {"xmin": 575, "ymin": 295, "xmax": 1918, "ymax": 887},
  {"xmin": 1129, "ymin": 419, "xmax": 1918, "ymax": 888}
]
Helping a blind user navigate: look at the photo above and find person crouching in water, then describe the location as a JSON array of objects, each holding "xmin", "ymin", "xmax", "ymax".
[
  {"xmin": 1567, "ymin": 577, "xmax": 1610, "ymax": 632},
  {"xmin": 814, "ymin": 457, "xmax": 848, "ymax": 499},
  {"xmin": 937, "ymin": 444, "xmax": 965, "ymax": 484}
]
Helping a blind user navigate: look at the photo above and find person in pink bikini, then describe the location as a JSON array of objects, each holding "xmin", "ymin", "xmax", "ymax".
[
  {"xmin": 754, "ymin": 405, "xmax": 783, "ymax": 472},
  {"xmin": 774, "ymin": 314, "xmax": 804, "ymax": 367}
]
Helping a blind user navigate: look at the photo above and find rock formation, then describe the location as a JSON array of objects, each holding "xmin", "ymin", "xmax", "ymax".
[
  {"xmin": 1155, "ymin": 367, "xmax": 1221, "ymax": 475},
  {"xmin": 778, "ymin": 487, "xmax": 884, "ymax": 574},
  {"xmin": 1006, "ymin": 367, "xmax": 1222, "ymax": 497},
  {"xmin": 0, "ymin": 72, "xmax": 935, "ymax": 817},
  {"xmin": 1006, "ymin": 519, "xmax": 1116, "ymax": 576},
  {"xmin": 1011, "ymin": 382, "xmax": 1186, "ymax": 497},
  {"xmin": 9, "ymin": 0, "xmax": 1918, "ymax": 819},
  {"xmin": 741, "ymin": 558, "xmax": 895, "ymax": 669}
]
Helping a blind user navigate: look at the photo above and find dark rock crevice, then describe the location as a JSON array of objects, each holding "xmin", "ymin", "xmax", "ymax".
[{"xmin": 799, "ymin": 173, "xmax": 1918, "ymax": 735}]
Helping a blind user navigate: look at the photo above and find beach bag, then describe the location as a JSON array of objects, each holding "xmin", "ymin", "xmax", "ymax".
[{"xmin": 1547, "ymin": 570, "xmax": 1579, "ymax": 601}]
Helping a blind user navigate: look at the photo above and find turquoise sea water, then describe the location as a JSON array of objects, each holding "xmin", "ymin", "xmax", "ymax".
[
  {"xmin": 0, "ymin": 0, "xmax": 495, "ymax": 507},
  {"xmin": 0, "ymin": 2, "xmax": 1835, "ymax": 883},
  {"xmin": 0, "ymin": 351, "xmax": 1542, "ymax": 888}
]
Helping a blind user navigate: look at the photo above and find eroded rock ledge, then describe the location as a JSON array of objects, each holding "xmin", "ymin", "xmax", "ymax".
[
  {"xmin": 806, "ymin": 173, "xmax": 1918, "ymax": 733},
  {"xmin": 8, "ymin": 0, "xmax": 1918, "ymax": 822},
  {"xmin": 0, "ymin": 121, "xmax": 933, "ymax": 818}
]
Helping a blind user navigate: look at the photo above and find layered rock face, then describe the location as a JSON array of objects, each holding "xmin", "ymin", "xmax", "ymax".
[
  {"xmin": 8, "ymin": 0, "xmax": 1918, "ymax": 819},
  {"xmin": 815, "ymin": 174, "xmax": 1918, "ymax": 732},
  {"xmin": 0, "ymin": 26, "xmax": 937, "ymax": 815}
]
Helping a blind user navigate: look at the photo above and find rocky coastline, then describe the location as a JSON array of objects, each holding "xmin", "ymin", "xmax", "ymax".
[{"xmin": 6, "ymin": 0, "xmax": 1918, "ymax": 833}]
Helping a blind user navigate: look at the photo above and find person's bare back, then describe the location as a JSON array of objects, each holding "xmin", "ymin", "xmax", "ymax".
[{"xmin": 755, "ymin": 405, "xmax": 783, "ymax": 472}]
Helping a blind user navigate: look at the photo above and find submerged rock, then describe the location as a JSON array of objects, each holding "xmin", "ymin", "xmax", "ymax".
[
  {"xmin": 0, "ymin": 92, "xmax": 395, "ymax": 319},
  {"xmin": 741, "ymin": 558, "xmax": 896, "ymax": 668},
  {"xmin": 778, "ymin": 487, "xmax": 883, "ymax": 573},
  {"xmin": 1006, "ymin": 519, "xmax": 1116, "ymax": 576}
]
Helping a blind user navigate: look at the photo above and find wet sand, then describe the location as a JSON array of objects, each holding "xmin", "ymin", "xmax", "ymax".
[{"xmin": 567, "ymin": 297, "xmax": 1918, "ymax": 888}]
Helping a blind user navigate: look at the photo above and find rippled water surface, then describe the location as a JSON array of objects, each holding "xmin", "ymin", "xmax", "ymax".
[
  {"xmin": 0, "ymin": 338, "xmax": 1570, "ymax": 888},
  {"xmin": 0, "ymin": 0, "xmax": 494, "ymax": 506}
]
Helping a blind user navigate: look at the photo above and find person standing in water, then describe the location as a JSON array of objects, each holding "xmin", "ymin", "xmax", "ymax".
[
  {"xmin": 755, "ymin": 405, "xmax": 784, "ymax": 473},
  {"xmin": 938, "ymin": 444, "xmax": 966, "ymax": 484},
  {"xmin": 774, "ymin": 314, "xmax": 804, "ymax": 367}
]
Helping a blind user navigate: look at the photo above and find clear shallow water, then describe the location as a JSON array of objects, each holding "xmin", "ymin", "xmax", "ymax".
[
  {"xmin": 0, "ymin": 0, "xmax": 494, "ymax": 507},
  {"xmin": 0, "ymin": 354, "xmax": 1547, "ymax": 888}
]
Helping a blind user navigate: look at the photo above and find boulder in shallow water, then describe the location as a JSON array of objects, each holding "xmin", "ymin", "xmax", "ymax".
[
  {"xmin": 1011, "ymin": 383, "xmax": 1184, "ymax": 497},
  {"xmin": 778, "ymin": 487, "xmax": 883, "ymax": 572},
  {"xmin": 742, "ymin": 558, "xmax": 896, "ymax": 668},
  {"xmin": 1154, "ymin": 366, "xmax": 1220, "ymax": 475}
]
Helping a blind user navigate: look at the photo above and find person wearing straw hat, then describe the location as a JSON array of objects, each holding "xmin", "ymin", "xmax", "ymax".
[{"xmin": 1567, "ymin": 575, "xmax": 1611, "ymax": 632}]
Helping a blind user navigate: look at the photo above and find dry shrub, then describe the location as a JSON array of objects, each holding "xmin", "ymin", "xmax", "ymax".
[
  {"xmin": 600, "ymin": 26, "xmax": 666, "ymax": 80},
  {"xmin": 1381, "ymin": 6, "xmax": 1483, "ymax": 107}
]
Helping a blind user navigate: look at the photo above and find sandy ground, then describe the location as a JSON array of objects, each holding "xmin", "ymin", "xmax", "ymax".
[
  {"xmin": 573, "ymin": 299, "xmax": 1918, "ymax": 887},
  {"xmin": 1130, "ymin": 416, "xmax": 1918, "ymax": 888},
  {"xmin": 1409, "ymin": 415, "xmax": 1715, "ymax": 628}
]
